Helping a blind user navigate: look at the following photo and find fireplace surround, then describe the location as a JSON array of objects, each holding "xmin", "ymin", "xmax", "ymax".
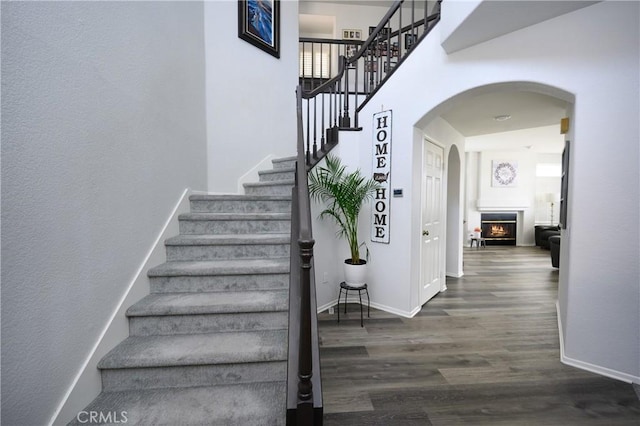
[{"xmin": 481, "ymin": 213, "xmax": 517, "ymax": 245}]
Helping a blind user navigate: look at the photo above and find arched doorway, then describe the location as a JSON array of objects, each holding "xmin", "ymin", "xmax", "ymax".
[{"xmin": 416, "ymin": 81, "xmax": 574, "ymax": 307}]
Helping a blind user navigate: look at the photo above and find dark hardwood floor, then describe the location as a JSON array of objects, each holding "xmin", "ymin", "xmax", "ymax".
[{"xmin": 318, "ymin": 246, "xmax": 640, "ymax": 425}]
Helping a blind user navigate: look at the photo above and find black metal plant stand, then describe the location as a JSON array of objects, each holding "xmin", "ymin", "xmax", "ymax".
[{"xmin": 337, "ymin": 282, "xmax": 370, "ymax": 327}]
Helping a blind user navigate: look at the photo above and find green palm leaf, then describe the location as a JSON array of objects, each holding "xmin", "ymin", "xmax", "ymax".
[{"xmin": 308, "ymin": 154, "xmax": 381, "ymax": 263}]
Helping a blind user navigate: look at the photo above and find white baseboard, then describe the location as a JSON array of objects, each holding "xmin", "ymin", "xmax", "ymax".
[
  {"xmin": 317, "ymin": 299, "xmax": 338, "ymax": 314},
  {"xmin": 446, "ymin": 270, "xmax": 464, "ymax": 278},
  {"xmin": 556, "ymin": 301, "xmax": 639, "ymax": 385},
  {"xmin": 50, "ymin": 189, "xmax": 193, "ymax": 426},
  {"xmin": 317, "ymin": 299, "xmax": 420, "ymax": 318},
  {"xmin": 237, "ymin": 154, "xmax": 277, "ymax": 194}
]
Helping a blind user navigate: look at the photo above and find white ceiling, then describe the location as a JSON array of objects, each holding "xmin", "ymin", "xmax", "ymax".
[
  {"xmin": 440, "ymin": 91, "xmax": 570, "ymax": 138},
  {"xmin": 441, "ymin": 1, "xmax": 600, "ymax": 53},
  {"xmin": 301, "ymin": 0, "xmax": 396, "ymax": 8}
]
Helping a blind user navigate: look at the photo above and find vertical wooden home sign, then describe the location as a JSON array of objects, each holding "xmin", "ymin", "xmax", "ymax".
[{"xmin": 371, "ymin": 110, "xmax": 391, "ymax": 243}]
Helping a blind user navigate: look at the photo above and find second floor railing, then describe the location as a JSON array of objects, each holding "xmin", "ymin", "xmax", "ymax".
[
  {"xmin": 299, "ymin": 38, "xmax": 364, "ymax": 92},
  {"xmin": 299, "ymin": 0, "xmax": 442, "ymax": 169}
]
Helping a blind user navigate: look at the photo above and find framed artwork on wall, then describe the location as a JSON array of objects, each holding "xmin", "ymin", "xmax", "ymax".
[
  {"xmin": 492, "ymin": 160, "xmax": 518, "ymax": 187},
  {"xmin": 342, "ymin": 29, "xmax": 362, "ymax": 40},
  {"xmin": 365, "ymin": 60, "xmax": 378, "ymax": 72},
  {"xmin": 238, "ymin": 0, "xmax": 280, "ymax": 58},
  {"xmin": 383, "ymin": 60, "xmax": 397, "ymax": 73},
  {"xmin": 369, "ymin": 26, "xmax": 390, "ymax": 38},
  {"xmin": 405, "ymin": 33, "xmax": 417, "ymax": 50}
]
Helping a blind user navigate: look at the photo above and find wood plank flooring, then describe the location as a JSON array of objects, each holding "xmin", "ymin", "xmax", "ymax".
[{"xmin": 317, "ymin": 246, "xmax": 640, "ymax": 425}]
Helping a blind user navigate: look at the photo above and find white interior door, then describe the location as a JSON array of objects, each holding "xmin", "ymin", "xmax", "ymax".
[{"xmin": 420, "ymin": 140, "xmax": 444, "ymax": 306}]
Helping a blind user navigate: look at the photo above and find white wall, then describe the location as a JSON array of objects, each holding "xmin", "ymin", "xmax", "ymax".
[
  {"xmin": 299, "ymin": 1, "xmax": 400, "ymax": 40},
  {"xmin": 1, "ymin": 2, "xmax": 207, "ymax": 425},
  {"xmin": 463, "ymin": 127, "xmax": 564, "ymax": 231},
  {"xmin": 310, "ymin": 133, "xmax": 363, "ymax": 311},
  {"xmin": 205, "ymin": 0, "xmax": 299, "ymax": 193},
  {"xmin": 333, "ymin": 1, "xmax": 639, "ymax": 381},
  {"xmin": 466, "ymin": 149, "xmax": 536, "ymax": 245},
  {"xmin": 464, "ymin": 126, "xmax": 564, "ymax": 244}
]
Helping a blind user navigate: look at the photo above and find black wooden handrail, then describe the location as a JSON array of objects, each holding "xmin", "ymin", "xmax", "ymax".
[
  {"xmin": 287, "ymin": 2, "xmax": 442, "ymax": 423},
  {"xmin": 298, "ymin": 0, "xmax": 442, "ymax": 170},
  {"xmin": 286, "ymin": 87, "xmax": 323, "ymax": 425},
  {"xmin": 346, "ymin": 0, "xmax": 405, "ymax": 64},
  {"xmin": 356, "ymin": 10, "xmax": 440, "ymax": 113},
  {"xmin": 299, "ymin": 37, "xmax": 364, "ymax": 45}
]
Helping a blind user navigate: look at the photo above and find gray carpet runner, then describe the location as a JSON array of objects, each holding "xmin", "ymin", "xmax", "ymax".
[{"xmin": 69, "ymin": 157, "xmax": 296, "ymax": 425}]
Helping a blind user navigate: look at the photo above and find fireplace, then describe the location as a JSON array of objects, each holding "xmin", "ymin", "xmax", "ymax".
[{"xmin": 481, "ymin": 213, "xmax": 517, "ymax": 245}]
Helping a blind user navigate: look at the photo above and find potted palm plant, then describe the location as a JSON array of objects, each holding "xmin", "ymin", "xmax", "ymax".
[{"xmin": 308, "ymin": 154, "xmax": 380, "ymax": 287}]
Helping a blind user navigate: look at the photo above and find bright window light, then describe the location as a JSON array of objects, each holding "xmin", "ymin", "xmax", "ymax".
[{"xmin": 299, "ymin": 51, "xmax": 330, "ymax": 78}]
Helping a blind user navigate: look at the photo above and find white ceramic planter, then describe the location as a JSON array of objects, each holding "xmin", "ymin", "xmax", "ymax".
[{"xmin": 344, "ymin": 260, "xmax": 367, "ymax": 287}]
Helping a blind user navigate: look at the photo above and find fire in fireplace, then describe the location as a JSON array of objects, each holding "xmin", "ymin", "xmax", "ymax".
[{"xmin": 481, "ymin": 213, "xmax": 517, "ymax": 245}]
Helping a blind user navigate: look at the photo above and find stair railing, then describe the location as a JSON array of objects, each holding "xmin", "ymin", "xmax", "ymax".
[
  {"xmin": 299, "ymin": 38, "xmax": 364, "ymax": 92},
  {"xmin": 299, "ymin": 0, "xmax": 441, "ymax": 169},
  {"xmin": 286, "ymin": 87, "xmax": 323, "ymax": 425},
  {"xmin": 286, "ymin": 2, "xmax": 442, "ymax": 422}
]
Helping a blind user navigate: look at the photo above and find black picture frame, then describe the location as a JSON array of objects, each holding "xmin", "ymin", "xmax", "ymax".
[
  {"xmin": 405, "ymin": 33, "xmax": 417, "ymax": 50},
  {"xmin": 559, "ymin": 140, "xmax": 570, "ymax": 229},
  {"xmin": 238, "ymin": 0, "xmax": 280, "ymax": 58},
  {"xmin": 365, "ymin": 60, "xmax": 378, "ymax": 72},
  {"xmin": 369, "ymin": 26, "xmax": 390, "ymax": 38},
  {"xmin": 383, "ymin": 60, "xmax": 397, "ymax": 73}
]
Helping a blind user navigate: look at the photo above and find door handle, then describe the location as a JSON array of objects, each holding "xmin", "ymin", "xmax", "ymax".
[{"xmin": 422, "ymin": 230, "xmax": 429, "ymax": 236}]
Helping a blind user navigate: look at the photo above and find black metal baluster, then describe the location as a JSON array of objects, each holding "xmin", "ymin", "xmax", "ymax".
[
  {"xmin": 312, "ymin": 96, "xmax": 317, "ymax": 159},
  {"xmin": 398, "ymin": 4, "xmax": 403, "ymax": 60},
  {"xmin": 414, "ymin": 1, "xmax": 418, "ymax": 45},
  {"xmin": 354, "ymin": 59, "xmax": 359, "ymax": 128},
  {"xmin": 311, "ymin": 42, "xmax": 315, "ymax": 91},
  {"xmin": 320, "ymin": 91, "xmax": 325, "ymax": 152},
  {"xmin": 327, "ymin": 85, "xmax": 333, "ymax": 146},
  {"xmin": 341, "ymin": 56, "xmax": 350, "ymax": 128},
  {"xmin": 333, "ymin": 81, "xmax": 340, "ymax": 128},
  {"xmin": 424, "ymin": 0, "xmax": 427, "ymax": 30},
  {"xmin": 305, "ymin": 99, "xmax": 310, "ymax": 165}
]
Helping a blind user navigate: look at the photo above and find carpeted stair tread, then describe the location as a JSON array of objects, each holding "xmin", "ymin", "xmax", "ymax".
[
  {"xmin": 189, "ymin": 194, "xmax": 291, "ymax": 201},
  {"xmin": 258, "ymin": 167, "xmax": 296, "ymax": 182},
  {"xmin": 98, "ymin": 330, "xmax": 287, "ymax": 369},
  {"xmin": 127, "ymin": 290, "xmax": 288, "ymax": 316},
  {"xmin": 71, "ymin": 157, "xmax": 296, "ymax": 425},
  {"xmin": 67, "ymin": 381, "xmax": 285, "ymax": 425},
  {"xmin": 259, "ymin": 166, "xmax": 295, "ymax": 174},
  {"xmin": 148, "ymin": 258, "xmax": 290, "ymax": 277},
  {"xmin": 272, "ymin": 155, "xmax": 297, "ymax": 164},
  {"xmin": 243, "ymin": 180, "xmax": 295, "ymax": 188},
  {"xmin": 165, "ymin": 233, "xmax": 290, "ymax": 246},
  {"xmin": 179, "ymin": 212, "xmax": 291, "ymax": 220}
]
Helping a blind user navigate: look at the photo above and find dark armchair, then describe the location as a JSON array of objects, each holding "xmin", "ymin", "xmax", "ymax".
[
  {"xmin": 549, "ymin": 235, "xmax": 560, "ymax": 268},
  {"xmin": 535, "ymin": 225, "xmax": 560, "ymax": 249}
]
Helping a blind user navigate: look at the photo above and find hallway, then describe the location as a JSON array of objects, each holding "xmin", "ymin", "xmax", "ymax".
[{"xmin": 318, "ymin": 246, "xmax": 640, "ymax": 425}]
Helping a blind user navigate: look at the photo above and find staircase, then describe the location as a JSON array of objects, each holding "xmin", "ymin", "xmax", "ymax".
[{"xmin": 70, "ymin": 157, "xmax": 296, "ymax": 426}]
